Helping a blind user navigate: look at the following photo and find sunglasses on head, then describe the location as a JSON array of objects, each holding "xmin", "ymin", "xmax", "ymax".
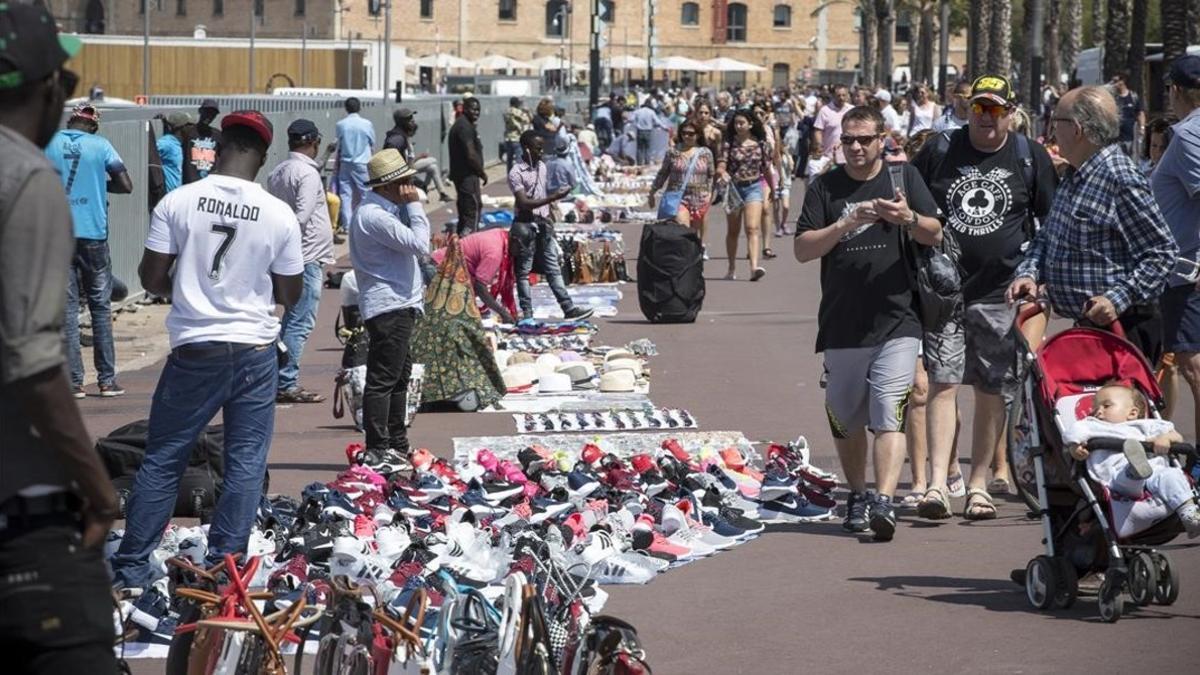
[
  {"xmin": 840, "ymin": 134, "xmax": 880, "ymax": 147},
  {"xmin": 971, "ymin": 102, "xmax": 1010, "ymax": 117}
]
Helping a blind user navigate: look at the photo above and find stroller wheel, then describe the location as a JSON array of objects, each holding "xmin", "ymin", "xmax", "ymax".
[
  {"xmin": 1098, "ymin": 575, "xmax": 1124, "ymax": 623},
  {"xmin": 1025, "ymin": 556, "xmax": 1057, "ymax": 610},
  {"xmin": 1151, "ymin": 553, "xmax": 1180, "ymax": 605},
  {"xmin": 1052, "ymin": 557, "xmax": 1078, "ymax": 610},
  {"xmin": 1128, "ymin": 552, "xmax": 1158, "ymax": 606}
]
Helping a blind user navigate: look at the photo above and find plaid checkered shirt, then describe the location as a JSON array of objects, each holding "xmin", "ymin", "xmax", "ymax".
[{"xmin": 1014, "ymin": 144, "xmax": 1178, "ymax": 319}]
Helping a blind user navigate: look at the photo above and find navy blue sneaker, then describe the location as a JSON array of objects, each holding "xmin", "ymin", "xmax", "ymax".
[
  {"xmin": 567, "ymin": 470, "xmax": 600, "ymax": 498},
  {"xmin": 756, "ymin": 495, "xmax": 835, "ymax": 524},
  {"xmin": 470, "ymin": 477, "xmax": 523, "ymax": 503},
  {"xmin": 414, "ymin": 473, "xmax": 455, "ymax": 498},
  {"xmin": 321, "ymin": 490, "xmax": 360, "ymax": 520},
  {"xmin": 531, "ymin": 496, "xmax": 574, "ymax": 519},
  {"xmin": 869, "ymin": 493, "xmax": 897, "ymax": 542},
  {"xmin": 759, "ymin": 465, "xmax": 799, "ymax": 501},
  {"xmin": 701, "ymin": 509, "xmax": 749, "ymax": 539},
  {"xmin": 462, "ymin": 488, "xmax": 506, "ymax": 515},
  {"xmin": 386, "ymin": 490, "xmax": 431, "ymax": 518},
  {"xmin": 842, "ymin": 491, "xmax": 872, "ymax": 533}
]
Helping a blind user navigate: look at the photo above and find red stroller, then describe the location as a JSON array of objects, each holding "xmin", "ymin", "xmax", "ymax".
[{"xmin": 1007, "ymin": 302, "xmax": 1198, "ymax": 622}]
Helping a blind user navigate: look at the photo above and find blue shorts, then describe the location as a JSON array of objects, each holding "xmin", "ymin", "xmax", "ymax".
[
  {"xmin": 1161, "ymin": 284, "xmax": 1200, "ymax": 353},
  {"xmin": 734, "ymin": 180, "xmax": 764, "ymax": 204}
]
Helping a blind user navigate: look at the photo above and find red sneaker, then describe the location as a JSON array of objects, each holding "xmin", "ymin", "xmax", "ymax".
[{"xmin": 580, "ymin": 443, "xmax": 605, "ymax": 468}]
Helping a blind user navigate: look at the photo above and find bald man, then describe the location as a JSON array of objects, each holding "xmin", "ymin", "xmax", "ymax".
[{"xmin": 1008, "ymin": 86, "xmax": 1177, "ymax": 363}]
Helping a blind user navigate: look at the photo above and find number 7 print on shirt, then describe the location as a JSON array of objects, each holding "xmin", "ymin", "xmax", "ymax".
[{"xmin": 210, "ymin": 223, "xmax": 237, "ymax": 280}]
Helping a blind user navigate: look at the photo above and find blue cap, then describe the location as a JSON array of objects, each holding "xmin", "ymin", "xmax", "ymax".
[
  {"xmin": 286, "ymin": 118, "xmax": 320, "ymax": 140},
  {"xmin": 1168, "ymin": 55, "xmax": 1200, "ymax": 89}
]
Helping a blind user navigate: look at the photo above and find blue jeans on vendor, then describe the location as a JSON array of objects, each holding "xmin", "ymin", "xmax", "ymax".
[
  {"xmin": 511, "ymin": 219, "xmax": 575, "ymax": 320},
  {"xmin": 278, "ymin": 262, "xmax": 323, "ymax": 393},
  {"xmin": 109, "ymin": 342, "xmax": 277, "ymax": 589}
]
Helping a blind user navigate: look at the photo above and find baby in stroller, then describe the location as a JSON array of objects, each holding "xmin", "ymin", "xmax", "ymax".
[{"xmin": 1061, "ymin": 383, "xmax": 1200, "ymax": 537}]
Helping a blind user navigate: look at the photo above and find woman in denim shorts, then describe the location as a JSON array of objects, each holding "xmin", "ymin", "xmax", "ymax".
[{"xmin": 716, "ymin": 109, "xmax": 773, "ymax": 281}]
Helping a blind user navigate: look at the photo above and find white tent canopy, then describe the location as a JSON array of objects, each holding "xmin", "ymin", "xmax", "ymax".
[
  {"xmin": 702, "ymin": 57, "xmax": 766, "ymax": 72},
  {"xmin": 475, "ymin": 54, "xmax": 536, "ymax": 71},
  {"xmin": 608, "ymin": 54, "xmax": 648, "ymax": 70},
  {"xmin": 653, "ymin": 56, "xmax": 711, "ymax": 72},
  {"xmin": 528, "ymin": 54, "xmax": 588, "ymax": 71},
  {"xmin": 415, "ymin": 53, "xmax": 477, "ymax": 70}
]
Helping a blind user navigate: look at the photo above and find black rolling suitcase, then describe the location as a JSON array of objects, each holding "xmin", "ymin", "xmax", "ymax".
[{"xmin": 636, "ymin": 220, "xmax": 705, "ymax": 323}]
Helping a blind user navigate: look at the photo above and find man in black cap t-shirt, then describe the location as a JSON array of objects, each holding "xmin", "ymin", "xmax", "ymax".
[
  {"xmin": 384, "ymin": 107, "xmax": 452, "ymax": 202},
  {"xmin": 0, "ymin": 2, "xmax": 121, "ymax": 671}
]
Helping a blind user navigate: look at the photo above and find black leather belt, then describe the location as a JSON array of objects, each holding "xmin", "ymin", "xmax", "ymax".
[
  {"xmin": 0, "ymin": 493, "xmax": 80, "ymax": 533},
  {"xmin": 173, "ymin": 341, "xmax": 271, "ymax": 359}
]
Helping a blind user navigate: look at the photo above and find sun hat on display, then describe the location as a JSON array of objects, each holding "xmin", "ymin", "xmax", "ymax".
[{"xmin": 599, "ymin": 370, "xmax": 636, "ymax": 393}]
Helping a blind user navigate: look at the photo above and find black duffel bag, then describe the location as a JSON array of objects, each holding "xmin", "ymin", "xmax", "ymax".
[{"xmin": 636, "ymin": 220, "xmax": 705, "ymax": 323}]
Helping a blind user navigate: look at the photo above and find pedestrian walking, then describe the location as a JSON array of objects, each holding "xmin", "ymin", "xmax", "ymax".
[
  {"xmin": 349, "ymin": 149, "xmax": 431, "ymax": 471},
  {"xmin": 157, "ymin": 110, "xmax": 191, "ymax": 193},
  {"xmin": 268, "ymin": 118, "xmax": 336, "ymax": 404},
  {"xmin": 448, "ymin": 97, "xmax": 486, "ymax": 235},
  {"xmin": 183, "ymin": 98, "xmax": 221, "ymax": 183},
  {"xmin": 44, "ymin": 101, "xmax": 133, "ymax": 398},
  {"xmin": 907, "ymin": 83, "xmax": 941, "ymax": 135},
  {"xmin": 633, "ymin": 100, "xmax": 668, "ymax": 165},
  {"xmin": 0, "ymin": 5, "xmax": 121, "ymax": 669},
  {"xmin": 1008, "ymin": 86, "xmax": 1178, "ymax": 365},
  {"xmin": 111, "ymin": 110, "xmax": 304, "ymax": 591},
  {"xmin": 1151, "ymin": 55, "xmax": 1200, "ymax": 441},
  {"xmin": 1111, "ymin": 71, "xmax": 1146, "ymax": 157},
  {"xmin": 910, "ymin": 74, "xmax": 1058, "ymax": 520},
  {"xmin": 932, "ymin": 80, "xmax": 972, "ymax": 133},
  {"xmin": 335, "ymin": 96, "xmax": 376, "ymax": 231},
  {"xmin": 384, "ymin": 107, "xmax": 453, "ymax": 203},
  {"xmin": 716, "ymin": 108, "xmax": 773, "ymax": 281},
  {"xmin": 508, "ymin": 131, "xmax": 594, "ymax": 322},
  {"xmin": 648, "ymin": 119, "xmax": 714, "ymax": 229},
  {"xmin": 813, "ymin": 84, "xmax": 851, "ymax": 165},
  {"xmin": 795, "ymin": 105, "xmax": 944, "ymax": 542},
  {"xmin": 505, "ymin": 97, "xmax": 533, "ymax": 172}
]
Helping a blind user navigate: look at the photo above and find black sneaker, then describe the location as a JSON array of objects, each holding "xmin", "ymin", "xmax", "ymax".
[
  {"xmin": 869, "ymin": 494, "xmax": 897, "ymax": 542},
  {"xmin": 842, "ymin": 491, "xmax": 872, "ymax": 533},
  {"xmin": 72, "ymin": 385, "xmax": 86, "ymax": 399},
  {"xmin": 563, "ymin": 306, "xmax": 595, "ymax": 321},
  {"xmin": 99, "ymin": 382, "xmax": 126, "ymax": 397}
]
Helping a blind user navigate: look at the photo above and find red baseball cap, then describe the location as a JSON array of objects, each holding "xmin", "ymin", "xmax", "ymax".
[{"xmin": 221, "ymin": 109, "xmax": 273, "ymax": 146}]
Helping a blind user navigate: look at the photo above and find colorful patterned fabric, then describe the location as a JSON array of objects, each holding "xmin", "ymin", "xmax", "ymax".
[{"xmin": 409, "ymin": 237, "xmax": 506, "ymax": 408}]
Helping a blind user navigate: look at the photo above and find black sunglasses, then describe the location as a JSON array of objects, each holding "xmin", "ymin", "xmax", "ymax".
[{"xmin": 840, "ymin": 134, "xmax": 881, "ymax": 147}]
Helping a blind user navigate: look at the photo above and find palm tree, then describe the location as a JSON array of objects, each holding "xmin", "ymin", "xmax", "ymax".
[
  {"xmin": 812, "ymin": 1, "xmax": 878, "ymax": 86},
  {"xmin": 1126, "ymin": 0, "xmax": 1147, "ymax": 95},
  {"xmin": 1021, "ymin": 1, "xmax": 1038, "ymax": 102},
  {"xmin": 878, "ymin": 0, "xmax": 898, "ymax": 87},
  {"xmin": 969, "ymin": 0, "xmax": 991, "ymax": 78},
  {"xmin": 1162, "ymin": 0, "xmax": 1189, "ymax": 64},
  {"xmin": 1091, "ymin": 0, "xmax": 1105, "ymax": 48},
  {"xmin": 1191, "ymin": 0, "xmax": 1200, "ymax": 45},
  {"xmin": 986, "ymin": 0, "xmax": 1011, "ymax": 77},
  {"xmin": 1046, "ymin": 0, "xmax": 1062, "ymax": 89},
  {"xmin": 1061, "ymin": 0, "xmax": 1081, "ymax": 83},
  {"xmin": 1103, "ymin": 0, "xmax": 1129, "ymax": 80}
]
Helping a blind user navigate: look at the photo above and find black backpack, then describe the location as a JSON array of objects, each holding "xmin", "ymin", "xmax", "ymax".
[
  {"xmin": 636, "ymin": 220, "xmax": 705, "ymax": 323},
  {"xmin": 96, "ymin": 419, "xmax": 269, "ymax": 519},
  {"xmin": 926, "ymin": 128, "xmax": 1039, "ymax": 237}
]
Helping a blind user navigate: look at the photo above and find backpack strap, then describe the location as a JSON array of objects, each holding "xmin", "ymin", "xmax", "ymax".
[{"xmin": 1014, "ymin": 133, "xmax": 1038, "ymax": 238}]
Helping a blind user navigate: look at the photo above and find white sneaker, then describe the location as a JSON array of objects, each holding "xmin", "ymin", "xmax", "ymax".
[
  {"xmin": 247, "ymin": 529, "xmax": 278, "ymax": 558},
  {"xmin": 374, "ymin": 524, "xmax": 412, "ymax": 563},
  {"xmin": 571, "ymin": 530, "xmax": 620, "ymax": 567},
  {"xmin": 586, "ymin": 552, "xmax": 657, "ymax": 584},
  {"xmin": 177, "ymin": 532, "xmax": 208, "ymax": 565}
]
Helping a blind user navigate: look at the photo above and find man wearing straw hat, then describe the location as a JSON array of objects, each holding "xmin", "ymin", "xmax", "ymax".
[{"xmin": 349, "ymin": 149, "xmax": 431, "ymax": 473}]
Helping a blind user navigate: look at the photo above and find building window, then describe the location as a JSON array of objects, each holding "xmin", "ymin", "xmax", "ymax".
[
  {"xmin": 420, "ymin": 0, "xmax": 434, "ymax": 19},
  {"xmin": 772, "ymin": 4, "xmax": 790, "ymax": 28},
  {"xmin": 499, "ymin": 0, "xmax": 517, "ymax": 20},
  {"xmin": 176, "ymin": 0, "xmax": 186, "ymax": 16},
  {"xmin": 368, "ymin": 0, "xmax": 380, "ymax": 16},
  {"xmin": 600, "ymin": 0, "xmax": 614, "ymax": 21},
  {"xmin": 254, "ymin": 0, "xmax": 263, "ymax": 18},
  {"xmin": 546, "ymin": 0, "xmax": 569, "ymax": 38},
  {"xmin": 681, "ymin": 1, "xmax": 698, "ymax": 26},
  {"xmin": 896, "ymin": 10, "xmax": 912, "ymax": 43},
  {"xmin": 212, "ymin": 0, "xmax": 222, "ymax": 16},
  {"xmin": 295, "ymin": 0, "xmax": 305, "ymax": 17},
  {"xmin": 772, "ymin": 62, "xmax": 790, "ymax": 87},
  {"xmin": 726, "ymin": 3, "xmax": 747, "ymax": 42}
]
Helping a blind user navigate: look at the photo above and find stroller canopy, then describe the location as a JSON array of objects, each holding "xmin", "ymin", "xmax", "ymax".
[{"xmin": 1037, "ymin": 327, "xmax": 1164, "ymax": 408}]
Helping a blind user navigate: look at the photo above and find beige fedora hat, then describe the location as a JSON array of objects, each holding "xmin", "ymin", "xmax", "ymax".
[
  {"xmin": 599, "ymin": 369, "xmax": 636, "ymax": 393},
  {"xmin": 503, "ymin": 364, "xmax": 537, "ymax": 393},
  {"xmin": 604, "ymin": 349, "xmax": 636, "ymax": 363},
  {"xmin": 367, "ymin": 148, "xmax": 417, "ymax": 186},
  {"xmin": 604, "ymin": 358, "xmax": 643, "ymax": 378}
]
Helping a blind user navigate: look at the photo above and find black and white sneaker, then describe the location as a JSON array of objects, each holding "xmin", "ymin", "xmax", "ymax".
[
  {"xmin": 563, "ymin": 306, "xmax": 595, "ymax": 321},
  {"xmin": 842, "ymin": 491, "xmax": 872, "ymax": 533},
  {"xmin": 869, "ymin": 493, "xmax": 897, "ymax": 542},
  {"xmin": 361, "ymin": 448, "xmax": 412, "ymax": 476}
]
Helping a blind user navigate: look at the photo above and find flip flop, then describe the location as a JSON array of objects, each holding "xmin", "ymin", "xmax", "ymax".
[
  {"xmin": 916, "ymin": 486, "xmax": 952, "ymax": 520},
  {"xmin": 899, "ymin": 491, "xmax": 924, "ymax": 509},
  {"xmin": 963, "ymin": 488, "xmax": 998, "ymax": 520},
  {"xmin": 947, "ymin": 471, "xmax": 967, "ymax": 498}
]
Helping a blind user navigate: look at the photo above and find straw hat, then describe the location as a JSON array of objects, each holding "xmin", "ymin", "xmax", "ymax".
[
  {"xmin": 535, "ymin": 353, "xmax": 563, "ymax": 378},
  {"xmin": 604, "ymin": 358, "xmax": 643, "ymax": 378},
  {"xmin": 599, "ymin": 370, "xmax": 636, "ymax": 393},
  {"xmin": 503, "ymin": 364, "xmax": 537, "ymax": 393},
  {"xmin": 508, "ymin": 352, "xmax": 536, "ymax": 366},
  {"xmin": 367, "ymin": 148, "xmax": 417, "ymax": 186},
  {"xmin": 556, "ymin": 362, "xmax": 597, "ymax": 388},
  {"xmin": 604, "ymin": 349, "xmax": 635, "ymax": 363},
  {"xmin": 538, "ymin": 372, "xmax": 573, "ymax": 394},
  {"xmin": 493, "ymin": 349, "xmax": 512, "ymax": 370}
]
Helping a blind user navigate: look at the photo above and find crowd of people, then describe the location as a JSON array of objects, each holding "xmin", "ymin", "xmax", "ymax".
[{"xmin": 4, "ymin": 0, "xmax": 1200, "ymax": 667}]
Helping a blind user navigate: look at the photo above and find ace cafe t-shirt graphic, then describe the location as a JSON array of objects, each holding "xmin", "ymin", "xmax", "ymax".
[{"xmin": 945, "ymin": 166, "xmax": 1016, "ymax": 236}]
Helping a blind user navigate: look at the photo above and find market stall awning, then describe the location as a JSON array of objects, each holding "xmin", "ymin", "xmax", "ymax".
[
  {"xmin": 652, "ymin": 56, "xmax": 711, "ymax": 72},
  {"xmin": 608, "ymin": 54, "xmax": 649, "ymax": 70},
  {"xmin": 529, "ymin": 55, "xmax": 589, "ymax": 71},
  {"xmin": 475, "ymin": 54, "xmax": 537, "ymax": 71},
  {"xmin": 702, "ymin": 57, "xmax": 767, "ymax": 72},
  {"xmin": 415, "ymin": 53, "xmax": 477, "ymax": 70}
]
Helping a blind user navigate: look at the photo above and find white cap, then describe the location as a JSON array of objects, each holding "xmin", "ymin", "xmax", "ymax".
[{"xmin": 874, "ymin": 89, "xmax": 892, "ymax": 103}]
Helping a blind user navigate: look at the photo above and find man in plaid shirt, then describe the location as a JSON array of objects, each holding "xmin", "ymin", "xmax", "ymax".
[{"xmin": 1008, "ymin": 86, "xmax": 1178, "ymax": 363}]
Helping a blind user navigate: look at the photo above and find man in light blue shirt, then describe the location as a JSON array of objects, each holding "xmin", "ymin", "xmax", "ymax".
[
  {"xmin": 1154, "ymin": 55, "xmax": 1200, "ymax": 441},
  {"xmin": 348, "ymin": 149, "xmax": 429, "ymax": 473},
  {"xmin": 336, "ymin": 97, "xmax": 376, "ymax": 232},
  {"xmin": 545, "ymin": 136, "xmax": 577, "ymax": 194},
  {"xmin": 44, "ymin": 102, "xmax": 133, "ymax": 397},
  {"xmin": 156, "ymin": 110, "xmax": 191, "ymax": 193},
  {"xmin": 632, "ymin": 101, "xmax": 666, "ymax": 165}
]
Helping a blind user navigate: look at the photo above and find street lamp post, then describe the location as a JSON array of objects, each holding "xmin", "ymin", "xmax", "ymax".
[
  {"xmin": 249, "ymin": 7, "xmax": 257, "ymax": 93},
  {"xmin": 382, "ymin": 1, "xmax": 392, "ymax": 103},
  {"xmin": 142, "ymin": 2, "xmax": 150, "ymax": 99}
]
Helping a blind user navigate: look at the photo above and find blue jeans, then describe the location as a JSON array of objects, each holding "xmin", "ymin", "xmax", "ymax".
[
  {"xmin": 337, "ymin": 162, "xmax": 369, "ymax": 231},
  {"xmin": 636, "ymin": 130, "xmax": 653, "ymax": 165},
  {"xmin": 278, "ymin": 262, "xmax": 323, "ymax": 392},
  {"xmin": 110, "ymin": 342, "xmax": 277, "ymax": 590},
  {"xmin": 64, "ymin": 239, "xmax": 116, "ymax": 387},
  {"xmin": 511, "ymin": 220, "xmax": 574, "ymax": 318},
  {"xmin": 504, "ymin": 140, "xmax": 522, "ymax": 173}
]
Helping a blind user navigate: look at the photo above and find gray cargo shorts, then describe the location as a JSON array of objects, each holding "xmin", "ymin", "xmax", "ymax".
[
  {"xmin": 823, "ymin": 337, "xmax": 920, "ymax": 438},
  {"xmin": 923, "ymin": 300, "xmax": 1020, "ymax": 396}
]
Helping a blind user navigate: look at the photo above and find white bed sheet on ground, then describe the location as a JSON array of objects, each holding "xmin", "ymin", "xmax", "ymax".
[{"xmin": 452, "ymin": 430, "xmax": 755, "ymax": 465}]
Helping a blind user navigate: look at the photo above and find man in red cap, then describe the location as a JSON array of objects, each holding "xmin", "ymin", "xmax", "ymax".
[
  {"xmin": 112, "ymin": 110, "xmax": 304, "ymax": 604},
  {"xmin": 0, "ymin": 2, "xmax": 122, "ymax": 670}
]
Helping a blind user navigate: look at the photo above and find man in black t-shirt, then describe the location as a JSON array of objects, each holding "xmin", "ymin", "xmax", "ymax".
[
  {"xmin": 1111, "ymin": 72, "xmax": 1145, "ymax": 156},
  {"xmin": 183, "ymin": 99, "xmax": 221, "ymax": 184},
  {"xmin": 910, "ymin": 74, "xmax": 1057, "ymax": 521},
  {"xmin": 795, "ymin": 106, "xmax": 945, "ymax": 542}
]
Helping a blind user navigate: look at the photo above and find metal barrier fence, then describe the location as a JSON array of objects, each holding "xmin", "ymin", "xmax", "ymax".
[{"xmin": 97, "ymin": 94, "xmax": 588, "ymax": 298}]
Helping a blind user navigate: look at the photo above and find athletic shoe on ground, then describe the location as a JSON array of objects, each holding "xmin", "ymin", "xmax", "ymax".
[
  {"xmin": 267, "ymin": 554, "xmax": 309, "ymax": 593},
  {"xmin": 129, "ymin": 579, "xmax": 171, "ymax": 632},
  {"xmin": 563, "ymin": 306, "xmax": 595, "ymax": 320},
  {"xmin": 756, "ymin": 496, "xmax": 835, "ymax": 524},
  {"xmin": 386, "ymin": 490, "xmax": 432, "ymax": 518},
  {"xmin": 72, "ymin": 385, "xmax": 86, "ymax": 399},
  {"xmin": 869, "ymin": 494, "xmax": 897, "ymax": 542},
  {"xmin": 375, "ymin": 524, "xmax": 412, "ymax": 562},
  {"xmin": 842, "ymin": 491, "xmax": 872, "ymax": 532},
  {"xmin": 361, "ymin": 448, "xmax": 412, "ymax": 475},
  {"xmin": 567, "ymin": 469, "xmax": 601, "ymax": 498},
  {"xmin": 99, "ymin": 382, "xmax": 126, "ymax": 397},
  {"xmin": 759, "ymin": 465, "xmax": 800, "ymax": 501},
  {"xmin": 471, "ymin": 477, "xmax": 524, "ymax": 503}
]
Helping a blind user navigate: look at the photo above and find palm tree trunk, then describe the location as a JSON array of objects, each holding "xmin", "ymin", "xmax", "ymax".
[
  {"xmin": 878, "ymin": 0, "xmax": 897, "ymax": 87},
  {"xmin": 1046, "ymin": 0, "xmax": 1062, "ymax": 88},
  {"xmin": 1189, "ymin": 0, "xmax": 1200, "ymax": 45},
  {"xmin": 969, "ymin": 0, "xmax": 991, "ymax": 78},
  {"xmin": 919, "ymin": 5, "xmax": 936, "ymax": 84},
  {"xmin": 1103, "ymin": 0, "xmax": 1129, "ymax": 81},
  {"xmin": 1091, "ymin": 0, "xmax": 1105, "ymax": 48},
  {"xmin": 1021, "ymin": 1, "xmax": 1037, "ymax": 103},
  {"xmin": 1162, "ymin": 0, "xmax": 1189, "ymax": 64},
  {"xmin": 986, "ymin": 0, "xmax": 1012, "ymax": 76},
  {"xmin": 1061, "ymin": 0, "xmax": 1081, "ymax": 81},
  {"xmin": 862, "ymin": 7, "xmax": 879, "ymax": 87},
  {"xmin": 1126, "ymin": 0, "xmax": 1147, "ymax": 95}
]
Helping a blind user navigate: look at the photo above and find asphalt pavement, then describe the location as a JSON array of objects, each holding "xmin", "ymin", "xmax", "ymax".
[{"xmin": 88, "ymin": 181, "xmax": 1198, "ymax": 674}]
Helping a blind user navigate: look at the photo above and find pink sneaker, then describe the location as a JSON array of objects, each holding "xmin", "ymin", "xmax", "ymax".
[
  {"xmin": 353, "ymin": 514, "xmax": 377, "ymax": 539},
  {"xmin": 475, "ymin": 448, "xmax": 500, "ymax": 474},
  {"xmin": 496, "ymin": 459, "xmax": 529, "ymax": 484},
  {"xmin": 580, "ymin": 443, "xmax": 605, "ymax": 467}
]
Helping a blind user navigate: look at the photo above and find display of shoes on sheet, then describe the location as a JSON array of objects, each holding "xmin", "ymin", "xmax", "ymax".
[{"xmin": 514, "ymin": 408, "xmax": 697, "ymax": 433}]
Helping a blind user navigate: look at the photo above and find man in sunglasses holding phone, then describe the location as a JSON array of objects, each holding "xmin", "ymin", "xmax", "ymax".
[
  {"xmin": 795, "ymin": 106, "xmax": 944, "ymax": 542},
  {"xmin": 910, "ymin": 74, "xmax": 1058, "ymax": 521},
  {"xmin": 0, "ymin": 3, "xmax": 122, "ymax": 671}
]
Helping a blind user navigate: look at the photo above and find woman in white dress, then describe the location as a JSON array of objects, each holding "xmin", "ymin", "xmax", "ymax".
[{"xmin": 907, "ymin": 83, "xmax": 941, "ymax": 134}]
